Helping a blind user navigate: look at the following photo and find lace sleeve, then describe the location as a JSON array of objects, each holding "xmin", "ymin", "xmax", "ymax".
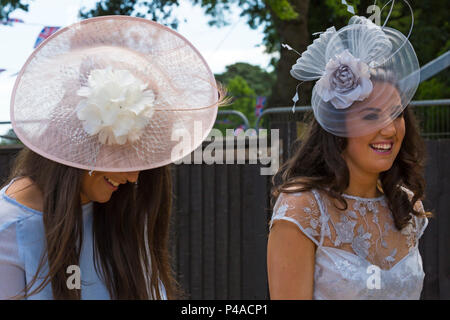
[{"xmin": 270, "ymin": 191, "xmax": 322, "ymax": 246}]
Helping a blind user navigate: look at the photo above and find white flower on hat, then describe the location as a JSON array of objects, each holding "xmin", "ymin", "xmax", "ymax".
[
  {"xmin": 76, "ymin": 67, "xmax": 155, "ymax": 145},
  {"xmin": 316, "ymin": 49, "xmax": 373, "ymax": 109}
]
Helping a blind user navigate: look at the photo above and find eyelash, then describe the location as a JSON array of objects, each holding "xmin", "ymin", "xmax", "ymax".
[
  {"xmin": 363, "ymin": 113, "xmax": 379, "ymax": 120},
  {"xmin": 363, "ymin": 111, "xmax": 404, "ymax": 121}
]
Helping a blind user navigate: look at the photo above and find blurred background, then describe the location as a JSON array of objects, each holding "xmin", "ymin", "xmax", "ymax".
[{"xmin": 1, "ymin": 0, "xmax": 449, "ymax": 139}]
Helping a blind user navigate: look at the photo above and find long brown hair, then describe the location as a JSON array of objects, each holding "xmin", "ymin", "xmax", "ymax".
[
  {"xmin": 4, "ymin": 147, "xmax": 179, "ymax": 299},
  {"xmin": 272, "ymin": 106, "xmax": 430, "ymax": 230}
]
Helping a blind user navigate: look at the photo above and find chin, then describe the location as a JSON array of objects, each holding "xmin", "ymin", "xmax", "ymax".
[
  {"xmin": 372, "ymin": 162, "xmax": 395, "ymax": 173},
  {"xmin": 93, "ymin": 193, "xmax": 113, "ymax": 203}
]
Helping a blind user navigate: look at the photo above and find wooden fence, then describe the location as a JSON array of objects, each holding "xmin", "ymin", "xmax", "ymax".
[{"xmin": 0, "ymin": 139, "xmax": 449, "ymax": 299}]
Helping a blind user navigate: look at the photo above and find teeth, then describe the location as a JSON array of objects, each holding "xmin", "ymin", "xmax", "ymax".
[
  {"xmin": 106, "ymin": 177, "xmax": 120, "ymax": 187},
  {"xmin": 371, "ymin": 143, "xmax": 392, "ymax": 150}
]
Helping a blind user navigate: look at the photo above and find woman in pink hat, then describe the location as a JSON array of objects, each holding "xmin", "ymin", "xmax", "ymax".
[
  {"xmin": 267, "ymin": 14, "xmax": 431, "ymax": 299},
  {"xmin": 0, "ymin": 16, "xmax": 221, "ymax": 300}
]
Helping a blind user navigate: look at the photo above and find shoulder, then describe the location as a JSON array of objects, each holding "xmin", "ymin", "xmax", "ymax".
[
  {"xmin": 3, "ymin": 177, "xmax": 44, "ymax": 214},
  {"xmin": 0, "ymin": 178, "xmax": 43, "ymax": 231},
  {"xmin": 270, "ymin": 188, "xmax": 323, "ymax": 245},
  {"xmin": 273, "ymin": 189, "xmax": 320, "ymax": 217}
]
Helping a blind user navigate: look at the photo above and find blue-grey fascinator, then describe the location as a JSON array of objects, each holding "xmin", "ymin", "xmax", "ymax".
[{"xmin": 285, "ymin": 0, "xmax": 419, "ymax": 137}]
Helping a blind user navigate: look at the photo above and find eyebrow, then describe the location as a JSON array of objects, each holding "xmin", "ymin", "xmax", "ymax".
[
  {"xmin": 359, "ymin": 104, "xmax": 402, "ymax": 114},
  {"xmin": 359, "ymin": 107, "xmax": 381, "ymax": 113}
]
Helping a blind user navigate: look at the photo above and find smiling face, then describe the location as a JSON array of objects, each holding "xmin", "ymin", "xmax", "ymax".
[
  {"xmin": 342, "ymin": 82, "xmax": 406, "ymax": 175},
  {"xmin": 80, "ymin": 170, "xmax": 140, "ymax": 204}
]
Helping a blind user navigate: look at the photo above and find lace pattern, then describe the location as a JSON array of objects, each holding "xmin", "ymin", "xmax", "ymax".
[{"xmin": 269, "ymin": 188, "xmax": 428, "ymax": 299}]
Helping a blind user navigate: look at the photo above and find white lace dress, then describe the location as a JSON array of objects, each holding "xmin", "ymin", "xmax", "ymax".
[{"xmin": 269, "ymin": 188, "xmax": 428, "ymax": 300}]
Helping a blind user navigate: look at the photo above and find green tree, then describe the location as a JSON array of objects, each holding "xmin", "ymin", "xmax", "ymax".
[
  {"xmin": 79, "ymin": 0, "xmax": 180, "ymax": 29},
  {"xmin": 320, "ymin": 0, "xmax": 450, "ymax": 100},
  {"xmin": 0, "ymin": 128, "xmax": 21, "ymax": 145},
  {"xmin": 215, "ymin": 62, "xmax": 273, "ymax": 131},
  {"xmin": 215, "ymin": 75, "xmax": 256, "ymax": 132},
  {"xmin": 4, "ymin": 0, "xmax": 448, "ymax": 132},
  {"xmin": 215, "ymin": 62, "xmax": 275, "ymax": 97},
  {"xmin": 0, "ymin": 0, "xmax": 28, "ymax": 20},
  {"xmin": 227, "ymin": 75, "xmax": 257, "ymax": 125},
  {"xmin": 77, "ymin": 0, "xmax": 307, "ymax": 108},
  {"xmin": 3, "ymin": 0, "xmax": 449, "ymax": 102}
]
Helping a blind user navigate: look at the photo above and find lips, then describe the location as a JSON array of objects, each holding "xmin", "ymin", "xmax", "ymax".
[
  {"xmin": 369, "ymin": 142, "xmax": 393, "ymax": 154},
  {"xmin": 104, "ymin": 176, "xmax": 119, "ymax": 190}
]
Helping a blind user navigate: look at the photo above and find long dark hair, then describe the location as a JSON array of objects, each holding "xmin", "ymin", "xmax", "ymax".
[
  {"xmin": 272, "ymin": 106, "xmax": 430, "ymax": 230},
  {"xmin": 3, "ymin": 147, "xmax": 179, "ymax": 299}
]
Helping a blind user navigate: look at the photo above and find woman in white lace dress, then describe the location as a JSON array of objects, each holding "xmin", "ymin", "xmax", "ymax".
[{"xmin": 267, "ymin": 15, "xmax": 430, "ymax": 300}]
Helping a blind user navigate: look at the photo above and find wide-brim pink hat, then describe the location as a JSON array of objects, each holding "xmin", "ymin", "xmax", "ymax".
[{"xmin": 10, "ymin": 16, "xmax": 219, "ymax": 172}]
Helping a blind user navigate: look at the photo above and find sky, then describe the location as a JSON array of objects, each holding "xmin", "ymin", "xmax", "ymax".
[{"xmin": 0, "ymin": 0, "xmax": 275, "ymax": 134}]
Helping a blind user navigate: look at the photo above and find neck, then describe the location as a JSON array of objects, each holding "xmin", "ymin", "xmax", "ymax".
[
  {"xmin": 80, "ymin": 192, "xmax": 91, "ymax": 205},
  {"xmin": 344, "ymin": 162, "xmax": 382, "ymax": 199}
]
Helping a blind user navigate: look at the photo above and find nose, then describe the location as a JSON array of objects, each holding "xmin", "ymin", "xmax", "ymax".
[
  {"xmin": 379, "ymin": 120, "xmax": 397, "ymax": 137},
  {"xmin": 125, "ymin": 171, "xmax": 140, "ymax": 183}
]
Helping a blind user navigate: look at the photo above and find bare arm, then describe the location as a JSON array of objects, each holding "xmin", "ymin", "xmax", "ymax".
[{"xmin": 267, "ymin": 220, "xmax": 316, "ymax": 299}]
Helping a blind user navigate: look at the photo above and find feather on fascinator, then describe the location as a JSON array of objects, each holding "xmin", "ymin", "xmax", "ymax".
[{"xmin": 285, "ymin": 1, "xmax": 420, "ymax": 137}]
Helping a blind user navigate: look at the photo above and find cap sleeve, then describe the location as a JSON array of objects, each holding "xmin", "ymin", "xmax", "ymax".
[{"xmin": 270, "ymin": 191, "xmax": 322, "ymax": 246}]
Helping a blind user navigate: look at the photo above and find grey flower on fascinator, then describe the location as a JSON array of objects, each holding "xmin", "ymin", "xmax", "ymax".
[{"xmin": 316, "ymin": 49, "xmax": 373, "ymax": 109}]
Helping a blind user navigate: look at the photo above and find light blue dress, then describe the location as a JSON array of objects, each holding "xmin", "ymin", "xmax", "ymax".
[{"xmin": 0, "ymin": 178, "xmax": 166, "ymax": 300}]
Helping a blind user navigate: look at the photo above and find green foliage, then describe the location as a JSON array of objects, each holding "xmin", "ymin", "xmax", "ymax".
[
  {"xmin": 78, "ymin": 0, "xmax": 296, "ymax": 41},
  {"xmin": 188, "ymin": 0, "xmax": 298, "ymax": 54},
  {"xmin": 3, "ymin": 0, "xmax": 448, "ymax": 133},
  {"xmin": 324, "ymin": 0, "xmax": 360, "ymax": 19},
  {"xmin": 265, "ymin": 0, "xmax": 297, "ymax": 20},
  {"xmin": 79, "ymin": 0, "xmax": 180, "ymax": 29},
  {"xmin": 215, "ymin": 62, "xmax": 275, "ymax": 96},
  {"xmin": 227, "ymin": 75, "xmax": 256, "ymax": 124},
  {"xmin": 0, "ymin": 128, "xmax": 21, "ymax": 145},
  {"xmin": 416, "ymin": 78, "xmax": 450, "ymax": 100},
  {"xmin": 214, "ymin": 75, "xmax": 256, "ymax": 133},
  {"xmin": 214, "ymin": 62, "xmax": 274, "ymax": 132},
  {"xmin": 0, "ymin": 0, "xmax": 28, "ymax": 20}
]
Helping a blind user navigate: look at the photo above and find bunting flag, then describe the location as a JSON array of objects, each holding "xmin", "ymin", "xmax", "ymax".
[
  {"xmin": 1, "ymin": 17, "xmax": 24, "ymax": 25},
  {"xmin": 34, "ymin": 26, "xmax": 60, "ymax": 48},
  {"xmin": 255, "ymin": 96, "xmax": 266, "ymax": 117}
]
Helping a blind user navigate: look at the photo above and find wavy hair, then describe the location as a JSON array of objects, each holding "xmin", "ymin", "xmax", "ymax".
[
  {"xmin": 3, "ymin": 147, "xmax": 179, "ymax": 299},
  {"xmin": 272, "ymin": 104, "xmax": 430, "ymax": 230}
]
